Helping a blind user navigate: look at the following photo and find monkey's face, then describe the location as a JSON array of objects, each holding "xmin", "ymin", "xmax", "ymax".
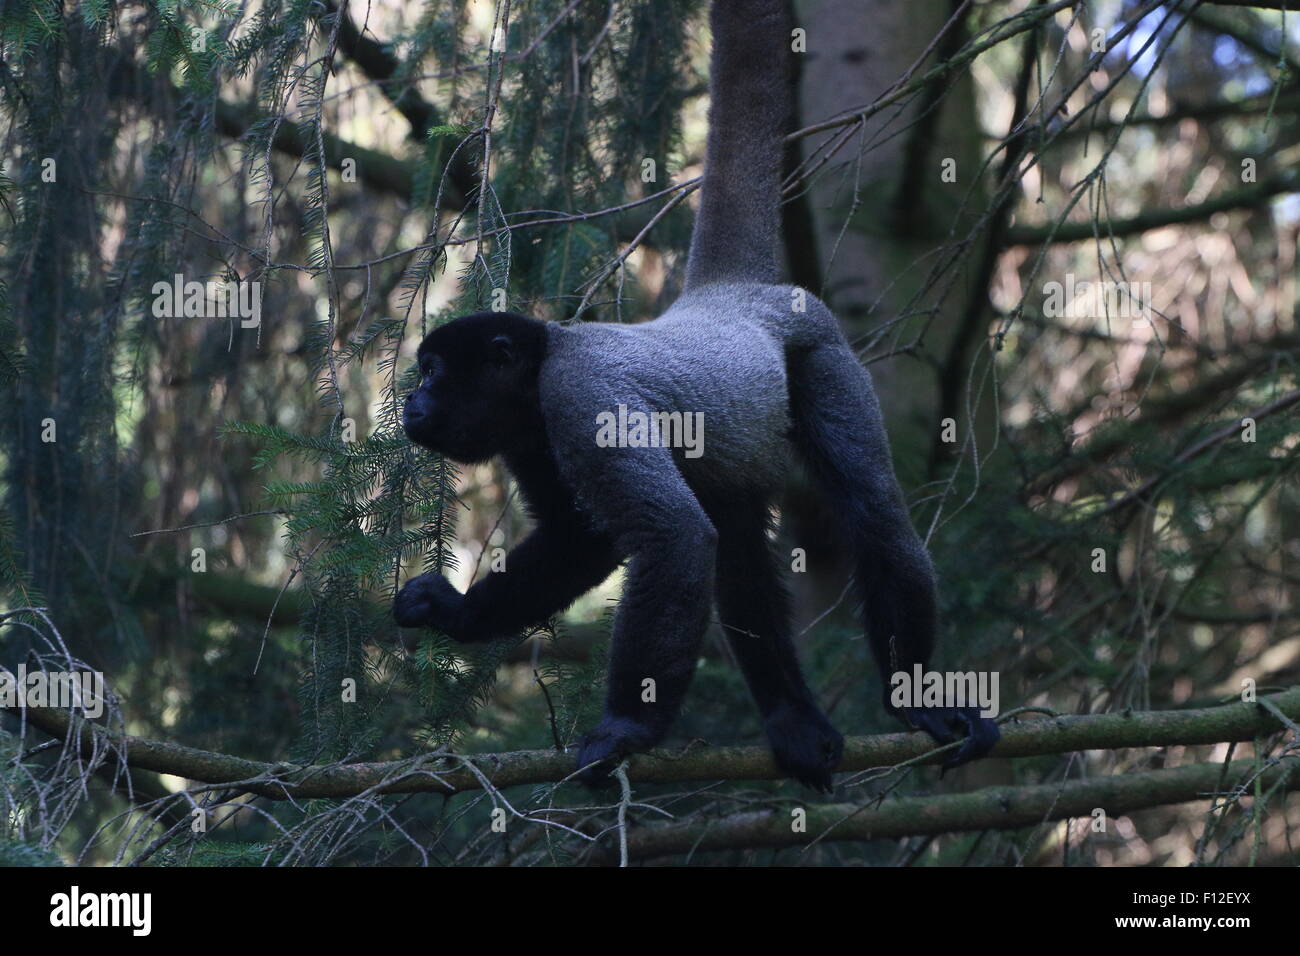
[{"xmin": 403, "ymin": 313, "xmax": 546, "ymax": 464}]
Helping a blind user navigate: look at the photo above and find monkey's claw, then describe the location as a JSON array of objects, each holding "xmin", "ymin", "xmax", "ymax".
[
  {"xmin": 573, "ymin": 716, "xmax": 658, "ymax": 788},
  {"xmin": 901, "ymin": 705, "xmax": 999, "ymax": 770}
]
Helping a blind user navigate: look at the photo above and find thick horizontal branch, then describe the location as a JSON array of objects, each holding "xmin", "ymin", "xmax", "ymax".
[
  {"xmin": 6, "ymin": 689, "xmax": 1298, "ymax": 800},
  {"xmin": 611, "ymin": 757, "xmax": 1300, "ymax": 862},
  {"xmin": 212, "ymin": 99, "xmax": 421, "ymax": 202},
  {"xmin": 1045, "ymin": 89, "xmax": 1300, "ymax": 138},
  {"xmin": 104, "ymin": 56, "xmax": 426, "ymax": 203},
  {"xmin": 1006, "ymin": 170, "xmax": 1299, "ymax": 246}
]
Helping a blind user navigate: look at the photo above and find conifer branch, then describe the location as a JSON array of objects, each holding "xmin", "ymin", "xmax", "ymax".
[
  {"xmin": 603, "ymin": 756, "xmax": 1300, "ymax": 863},
  {"xmin": 7, "ymin": 688, "xmax": 1297, "ymax": 801}
]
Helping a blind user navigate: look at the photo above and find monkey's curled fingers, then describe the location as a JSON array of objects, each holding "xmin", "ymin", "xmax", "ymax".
[
  {"xmin": 763, "ymin": 702, "xmax": 844, "ymax": 793},
  {"xmin": 393, "ymin": 572, "xmax": 464, "ymax": 633},
  {"xmin": 573, "ymin": 716, "xmax": 659, "ymax": 788},
  {"xmin": 900, "ymin": 705, "xmax": 1000, "ymax": 771}
]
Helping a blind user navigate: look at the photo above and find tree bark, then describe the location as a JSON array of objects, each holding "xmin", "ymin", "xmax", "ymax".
[
  {"xmin": 7, "ymin": 687, "xmax": 1296, "ymax": 799},
  {"xmin": 609, "ymin": 756, "xmax": 1300, "ymax": 863}
]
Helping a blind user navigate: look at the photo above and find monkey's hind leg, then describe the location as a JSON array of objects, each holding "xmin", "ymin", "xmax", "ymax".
[
  {"xmin": 788, "ymin": 340, "xmax": 999, "ymax": 767},
  {"xmin": 713, "ymin": 500, "xmax": 843, "ymax": 792}
]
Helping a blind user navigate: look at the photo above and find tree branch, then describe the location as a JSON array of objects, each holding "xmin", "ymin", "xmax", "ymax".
[
  {"xmin": 1095, "ymin": 386, "xmax": 1300, "ymax": 517},
  {"xmin": 211, "ymin": 97, "xmax": 419, "ymax": 201},
  {"xmin": 1005, "ymin": 170, "xmax": 1299, "ymax": 246},
  {"xmin": 315, "ymin": 0, "xmax": 479, "ymax": 203},
  {"xmin": 7, "ymin": 687, "xmax": 1298, "ymax": 799},
  {"xmin": 607, "ymin": 756, "xmax": 1300, "ymax": 862},
  {"xmin": 929, "ymin": 4, "xmax": 1041, "ymax": 479},
  {"xmin": 1189, "ymin": 7, "xmax": 1300, "ymax": 76},
  {"xmin": 111, "ymin": 56, "xmax": 428, "ymax": 203},
  {"xmin": 1049, "ymin": 89, "xmax": 1300, "ymax": 138},
  {"xmin": 1024, "ymin": 351, "xmax": 1300, "ymax": 498}
]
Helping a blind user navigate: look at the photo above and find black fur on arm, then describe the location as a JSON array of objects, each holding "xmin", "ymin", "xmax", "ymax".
[
  {"xmin": 392, "ymin": 519, "xmax": 618, "ymax": 641},
  {"xmin": 393, "ymin": 424, "xmax": 621, "ymax": 641}
]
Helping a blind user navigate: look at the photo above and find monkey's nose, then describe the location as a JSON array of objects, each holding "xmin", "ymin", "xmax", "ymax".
[{"xmin": 403, "ymin": 399, "xmax": 429, "ymax": 428}]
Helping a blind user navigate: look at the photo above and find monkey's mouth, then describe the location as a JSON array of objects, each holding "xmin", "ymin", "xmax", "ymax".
[
  {"xmin": 402, "ymin": 404, "xmax": 444, "ymax": 449},
  {"xmin": 402, "ymin": 412, "xmax": 491, "ymax": 464}
]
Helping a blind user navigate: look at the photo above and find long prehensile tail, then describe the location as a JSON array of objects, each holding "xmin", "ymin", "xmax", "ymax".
[{"xmin": 684, "ymin": 0, "xmax": 793, "ymax": 290}]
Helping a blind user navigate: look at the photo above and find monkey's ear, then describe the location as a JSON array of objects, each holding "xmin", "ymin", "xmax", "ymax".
[{"xmin": 489, "ymin": 334, "xmax": 515, "ymax": 364}]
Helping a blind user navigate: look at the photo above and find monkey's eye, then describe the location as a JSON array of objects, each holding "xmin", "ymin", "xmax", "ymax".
[
  {"xmin": 489, "ymin": 335, "xmax": 514, "ymax": 365},
  {"xmin": 419, "ymin": 355, "xmax": 442, "ymax": 381}
]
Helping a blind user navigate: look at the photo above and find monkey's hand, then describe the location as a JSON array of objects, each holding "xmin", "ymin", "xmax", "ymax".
[
  {"xmin": 393, "ymin": 572, "xmax": 464, "ymax": 633},
  {"xmin": 898, "ymin": 705, "xmax": 999, "ymax": 770},
  {"xmin": 573, "ymin": 716, "xmax": 659, "ymax": 788},
  {"xmin": 763, "ymin": 702, "xmax": 844, "ymax": 793}
]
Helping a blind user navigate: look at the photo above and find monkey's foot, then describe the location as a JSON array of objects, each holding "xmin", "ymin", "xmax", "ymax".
[
  {"xmin": 763, "ymin": 702, "xmax": 844, "ymax": 793},
  {"xmin": 573, "ymin": 716, "xmax": 659, "ymax": 788},
  {"xmin": 900, "ymin": 705, "xmax": 1000, "ymax": 771}
]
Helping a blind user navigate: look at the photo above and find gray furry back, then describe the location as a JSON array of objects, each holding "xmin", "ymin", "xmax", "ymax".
[{"xmin": 684, "ymin": 0, "xmax": 793, "ymax": 290}]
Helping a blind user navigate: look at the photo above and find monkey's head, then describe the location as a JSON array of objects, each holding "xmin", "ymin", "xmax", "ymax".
[{"xmin": 403, "ymin": 311, "xmax": 548, "ymax": 463}]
